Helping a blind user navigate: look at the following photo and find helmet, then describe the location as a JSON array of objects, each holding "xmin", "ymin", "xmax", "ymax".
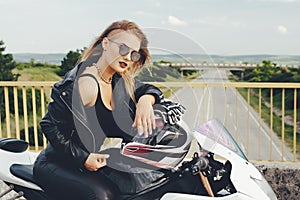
[{"xmin": 121, "ymin": 110, "xmax": 192, "ymax": 169}]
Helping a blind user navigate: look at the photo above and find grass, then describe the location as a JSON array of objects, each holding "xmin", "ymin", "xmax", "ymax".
[{"xmin": 13, "ymin": 66, "xmax": 62, "ymax": 81}]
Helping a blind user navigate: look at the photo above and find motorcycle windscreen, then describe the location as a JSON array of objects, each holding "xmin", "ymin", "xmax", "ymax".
[{"xmin": 194, "ymin": 119, "xmax": 247, "ymax": 160}]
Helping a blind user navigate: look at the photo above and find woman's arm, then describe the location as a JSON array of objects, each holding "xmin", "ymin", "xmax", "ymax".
[
  {"xmin": 133, "ymin": 80, "xmax": 164, "ymax": 136},
  {"xmin": 40, "ymin": 86, "xmax": 90, "ymax": 168},
  {"xmin": 134, "ymin": 79, "xmax": 164, "ymax": 104}
]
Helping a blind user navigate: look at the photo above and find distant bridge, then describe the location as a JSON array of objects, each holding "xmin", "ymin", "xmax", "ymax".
[{"xmin": 157, "ymin": 63, "xmax": 299, "ymax": 71}]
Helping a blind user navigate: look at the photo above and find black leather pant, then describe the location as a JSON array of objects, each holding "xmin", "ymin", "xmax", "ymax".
[{"xmin": 33, "ymin": 152, "xmax": 120, "ymax": 200}]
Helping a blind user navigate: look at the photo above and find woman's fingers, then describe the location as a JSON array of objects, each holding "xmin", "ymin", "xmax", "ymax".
[
  {"xmin": 133, "ymin": 95, "xmax": 156, "ymax": 137},
  {"xmin": 134, "ymin": 113, "xmax": 155, "ymax": 137},
  {"xmin": 142, "ymin": 118, "xmax": 148, "ymax": 137},
  {"xmin": 97, "ymin": 159, "xmax": 107, "ymax": 169},
  {"xmin": 84, "ymin": 153, "xmax": 109, "ymax": 171},
  {"xmin": 134, "ymin": 118, "xmax": 144, "ymax": 136},
  {"xmin": 150, "ymin": 111, "xmax": 156, "ymax": 131},
  {"xmin": 147, "ymin": 117, "xmax": 153, "ymax": 136},
  {"xmin": 94, "ymin": 154, "xmax": 109, "ymax": 170},
  {"xmin": 146, "ymin": 111, "xmax": 156, "ymax": 135}
]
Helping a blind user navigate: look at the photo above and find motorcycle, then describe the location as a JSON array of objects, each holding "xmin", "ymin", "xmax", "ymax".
[{"xmin": 0, "ymin": 118, "xmax": 277, "ymax": 200}]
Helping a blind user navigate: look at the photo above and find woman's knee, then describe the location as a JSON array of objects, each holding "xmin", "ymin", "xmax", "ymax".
[
  {"xmin": 96, "ymin": 190, "xmax": 118, "ymax": 200},
  {"xmin": 86, "ymin": 185, "xmax": 120, "ymax": 200}
]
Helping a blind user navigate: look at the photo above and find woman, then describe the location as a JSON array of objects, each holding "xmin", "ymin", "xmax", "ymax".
[{"xmin": 33, "ymin": 20, "xmax": 165, "ymax": 200}]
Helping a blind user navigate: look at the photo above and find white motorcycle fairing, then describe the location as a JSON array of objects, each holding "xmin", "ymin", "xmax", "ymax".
[{"xmin": 160, "ymin": 119, "xmax": 276, "ymax": 200}]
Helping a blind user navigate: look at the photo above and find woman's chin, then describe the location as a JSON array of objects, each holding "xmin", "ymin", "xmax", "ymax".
[{"xmin": 115, "ymin": 67, "xmax": 128, "ymax": 74}]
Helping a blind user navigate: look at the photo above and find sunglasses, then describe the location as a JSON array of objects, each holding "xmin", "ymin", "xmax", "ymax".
[{"xmin": 108, "ymin": 39, "xmax": 141, "ymax": 62}]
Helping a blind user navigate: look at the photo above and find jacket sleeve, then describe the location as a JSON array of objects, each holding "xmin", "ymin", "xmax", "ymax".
[
  {"xmin": 134, "ymin": 79, "xmax": 164, "ymax": 104},
  {"xmin": 40, "ymin": 86, "xmax": 89, "ymax": 167}
]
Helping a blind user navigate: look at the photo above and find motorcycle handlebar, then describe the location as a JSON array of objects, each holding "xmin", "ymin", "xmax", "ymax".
[{"xmin": 196, "ymin": 157, "xmax": 209, "ymax": 170}]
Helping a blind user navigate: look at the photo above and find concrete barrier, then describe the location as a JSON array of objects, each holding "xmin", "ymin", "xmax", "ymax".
[{"xmin": 254, "ymin": 162, "xmax": 300, "ymax": 200}]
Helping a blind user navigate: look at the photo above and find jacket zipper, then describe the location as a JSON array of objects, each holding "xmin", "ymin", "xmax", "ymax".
[{"xmin": 60, "ymin": 95, "xmax": 96, "ymax": 153}]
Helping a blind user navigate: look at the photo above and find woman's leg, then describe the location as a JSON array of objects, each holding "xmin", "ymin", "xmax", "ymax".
[{"xmin": 33, "ymin": 156, "xmax": 120, "ymax": 200}]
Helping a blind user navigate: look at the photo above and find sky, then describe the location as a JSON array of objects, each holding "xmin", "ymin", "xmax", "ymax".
[{"xmin": 1, "ymin": 0, "xmax": 300, "ymax": 55}]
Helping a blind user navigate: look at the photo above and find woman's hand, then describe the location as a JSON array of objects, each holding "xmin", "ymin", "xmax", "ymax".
[
  {"xmin": 84, "ymin": 153, "xmax": 110, "ymax": 171},
  {"xmin": 132, "ymin": 95, "xmax": 156, "ymax": 137}
]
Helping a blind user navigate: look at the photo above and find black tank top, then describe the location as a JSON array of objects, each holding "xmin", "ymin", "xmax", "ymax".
[{"xmin": 80, "ymin": 74, "xmax": 131, "ymax": 142}]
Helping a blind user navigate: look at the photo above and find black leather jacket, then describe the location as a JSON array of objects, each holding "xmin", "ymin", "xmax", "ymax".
[{"xmin": 40, "ymin": 63, "xmax": 163, "ymax": 168}]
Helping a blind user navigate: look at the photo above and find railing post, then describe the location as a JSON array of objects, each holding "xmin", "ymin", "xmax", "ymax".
[
  {"xmin": 258, "ymin": 88, "xmax": 262, "ymax": 160},
  {"xmin": 32, "ymin": 86, "xmax": 38, "ymax": 151},
  {"xmin": 247, "ymin": 88, "xmax": 250, "ymax": 158},
  {"xmin": 281, "ymin": 88, "xmax": 285, "ymax": 161},
  {"xmin": 0, "ymin": 101, "xmax": 2, "ymax": 138},
  {"xmin": 4, "ymin": 86, "xmax": 11, "ymax": 138},
  {"xmin": 293, "ymin": 88, "xmax": 297, "ymax": 161},
  {"xmin": 22, "ymin": 86, "xmax": 29, "ymax": 143},
  {"xmin": 235, "ymin": 88, "xmax": 238, "ymax": 141},
  {"xmin": 270, "ymin": 89, "xmax": 273, "ymax": 160},
  {"xmin": 13, "ymin": 86, "xmax": 20, "ymax": 139},
  {"xmin": 40, "ymin": 86, "xmax": 47, "ymax": 148}
]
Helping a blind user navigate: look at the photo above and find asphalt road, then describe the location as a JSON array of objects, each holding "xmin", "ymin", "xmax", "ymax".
[{"xmin": 170, "ymin": 69, "xmax": 294, "ymax": 161}]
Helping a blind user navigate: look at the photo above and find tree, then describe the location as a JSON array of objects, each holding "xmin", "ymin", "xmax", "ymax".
[
  {"xmin": 0, "ymin": 40, "xmax": 17, "ymax": 119},
  {"xmin": 249, "ymin": 60, "xmax": 276, "ymax": 82},
  {"xmin": 0, "ymin": 40, "xmax": 17, "ymax": 81},
  {"xmin": 60, "ymin": 49, "xmax": 81, "ymax": 75}
]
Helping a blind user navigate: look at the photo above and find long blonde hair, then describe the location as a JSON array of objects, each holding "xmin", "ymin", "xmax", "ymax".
[{"xmin": 80, "ymin": 20, "xmax": 150, "ymax": 102}]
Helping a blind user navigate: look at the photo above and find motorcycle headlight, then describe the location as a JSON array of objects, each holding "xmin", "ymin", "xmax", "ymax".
[{"xmin": 252, "ymin": 176, "xmax": 277, "ymax": 200}]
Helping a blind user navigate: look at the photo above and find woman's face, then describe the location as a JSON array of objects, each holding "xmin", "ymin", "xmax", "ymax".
[{"xmin": 103, "ymin": 31, "xmax": 141, "ymax": 73}]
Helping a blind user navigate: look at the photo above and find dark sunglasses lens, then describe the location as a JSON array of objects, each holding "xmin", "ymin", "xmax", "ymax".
[
  {"xmin": 119, "ymin": 44, "xmax": 130, "ymax": 56},
  {"xmin": 131, "ymin": 51, "xmax": 141, "ymax": 62}
]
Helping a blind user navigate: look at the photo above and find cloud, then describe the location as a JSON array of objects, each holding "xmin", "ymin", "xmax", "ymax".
[
  {"xmin": 192, "ymin": 16, "xmax": 244, "ymax": 28},
  {"xmin": 164, "ymin": 16, "xmax": 187, "ymax": 26},
  {"xmin": 134, "ymin": 11, "xmax": 155, "ymax": 17},
  {"xmin": 277, "ymin": 25, "xmax": 288, "ymax": 34}
]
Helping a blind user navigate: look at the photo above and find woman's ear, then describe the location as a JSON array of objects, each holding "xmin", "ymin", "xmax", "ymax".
[{"xmin": 102, "ymin": 37, "xmax": 109, "ymax": 51}]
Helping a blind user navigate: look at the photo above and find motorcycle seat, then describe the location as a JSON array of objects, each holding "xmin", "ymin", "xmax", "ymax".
[{"xmin": 10, "ymin": 164, "xmax": 38, "ymax": 185}]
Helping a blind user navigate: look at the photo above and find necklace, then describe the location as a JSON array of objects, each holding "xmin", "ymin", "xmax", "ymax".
[{"xmin": 93, "ymin": 63, "xmax": 112, "ymax": 84}]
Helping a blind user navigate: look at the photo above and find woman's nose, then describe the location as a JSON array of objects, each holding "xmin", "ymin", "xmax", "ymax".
[{"xmin": 123, "ymin": 52, "xmax": 132, "ymax": 61}]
